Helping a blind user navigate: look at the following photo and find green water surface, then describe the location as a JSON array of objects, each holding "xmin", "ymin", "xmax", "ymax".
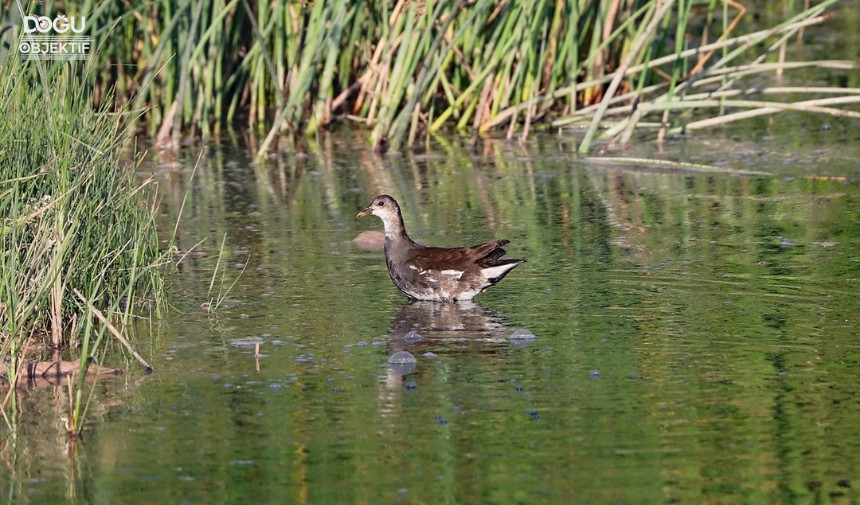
[{"xmin": 4, "ymin": 130, "xmax": 859, "ymax": 504}]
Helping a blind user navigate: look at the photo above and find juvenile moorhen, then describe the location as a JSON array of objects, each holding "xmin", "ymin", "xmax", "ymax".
[{"xmin": 356, "ymin": 195, "xmax": 525, "ymax": 302}]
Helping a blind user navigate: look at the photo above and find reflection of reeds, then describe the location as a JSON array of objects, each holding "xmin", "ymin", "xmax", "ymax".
[
  {"xmin": 148, "ymin": 133, "xmax": 856, "ymax": 376},
  {"xmin": 158, "ymin": 133, "xmax": 855, "ymax": 261},
  {"xmin": 581, "ymin": 160, "xmax": 853, "ymax": 269}
]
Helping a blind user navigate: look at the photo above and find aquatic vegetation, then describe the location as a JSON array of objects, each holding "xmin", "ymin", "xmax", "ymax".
[
  {"xmin": 3, "ymin": 0, "xmax": 854, "ymax": 153},
  {"xmin": 205, "ymin": 233, "xmax": 248, "ymax": 314},
  {"xmin": 0, "ymin": 57, "xmax": 167, "ymax": 433}
]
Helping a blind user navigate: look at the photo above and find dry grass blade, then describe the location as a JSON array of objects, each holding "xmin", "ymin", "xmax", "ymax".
[{"xmin": 73, "ymin": 289, "xmax": 153, "ymax": 372}]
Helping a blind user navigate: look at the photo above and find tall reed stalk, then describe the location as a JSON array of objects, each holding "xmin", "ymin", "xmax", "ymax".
[{"xmin": 2, "ymin": 0, "xmax": 856, "ymax": 154}]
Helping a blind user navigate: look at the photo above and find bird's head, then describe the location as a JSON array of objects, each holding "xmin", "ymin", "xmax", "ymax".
[{"xmin": 356, "ymin": 194, "xmax": 401, "ymax": 220}]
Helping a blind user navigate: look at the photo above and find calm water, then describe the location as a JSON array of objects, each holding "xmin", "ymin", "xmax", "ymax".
[{"xmin": 4, "ymin": 130, "xmax": 859, "ymax": 504}]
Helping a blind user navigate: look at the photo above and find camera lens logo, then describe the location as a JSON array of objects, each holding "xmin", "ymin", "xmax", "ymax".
[{"xmin": 19, "ymin": 14, "xmax": 89, "ymax": 61}]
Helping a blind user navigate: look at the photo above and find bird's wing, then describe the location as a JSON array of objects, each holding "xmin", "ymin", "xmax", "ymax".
[{"xmin": 406, "ymin": 240, "xmax": 510, "ymax": 271}]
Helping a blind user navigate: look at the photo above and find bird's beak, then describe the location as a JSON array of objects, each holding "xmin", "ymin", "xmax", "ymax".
[{"xmin": 356, "ymin": 207, "xmax": 373, "ymax": 218}]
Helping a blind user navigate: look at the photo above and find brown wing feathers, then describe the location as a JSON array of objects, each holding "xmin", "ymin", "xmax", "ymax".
[{"xmin": 408, "ymin": 239, "xmax": 514, "ymax": 271}]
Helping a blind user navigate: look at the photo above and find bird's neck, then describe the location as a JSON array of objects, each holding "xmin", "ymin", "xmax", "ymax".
[{"xmin": 381, "ymin": 212, "xmax": 412, "ymax": 244}]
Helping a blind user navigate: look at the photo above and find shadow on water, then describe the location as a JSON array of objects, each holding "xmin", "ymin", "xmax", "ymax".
[{"xmin": 4, "ymin": 129, "xmax": 859, "ymax": 504}]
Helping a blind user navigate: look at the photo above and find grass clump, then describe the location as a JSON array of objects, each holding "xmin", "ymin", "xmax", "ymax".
[
  {"xmin": 5, "ymin": 1, "xmax": 855, "ymax": 154},
  {"xmin": 74, "ymin": 0, "xmax": 856, "ymax": 152},
  {"xmin": 0, "ymin": 56, "xmax": 167, "ymax": 426}
]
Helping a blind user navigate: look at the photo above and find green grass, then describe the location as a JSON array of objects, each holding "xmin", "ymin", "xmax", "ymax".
[
  {"xmin": 0, "ymin": 56, "xmax": 168, "ymax": 433},
  {"xmin": 3, "ymin": 0, "xmax": 854, "ymax": 154}
]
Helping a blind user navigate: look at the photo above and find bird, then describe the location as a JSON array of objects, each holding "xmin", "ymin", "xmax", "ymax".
[{"xmin": 356, "ymin": 195, "xmax": 525, "ymax": 302}]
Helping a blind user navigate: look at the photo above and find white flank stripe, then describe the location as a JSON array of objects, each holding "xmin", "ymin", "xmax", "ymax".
[
  {"xmin": 481, "ymin": 264, "xmax": 518, "ymax": 280},
  {"xmin": 440, "ymin": 269, "xmax": 464, "ymax": 280}
]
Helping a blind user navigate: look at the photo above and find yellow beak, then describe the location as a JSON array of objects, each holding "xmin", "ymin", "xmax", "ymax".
[{"xmin": 356, "ymin": 207, "xmax": 373, "ymax": 218}]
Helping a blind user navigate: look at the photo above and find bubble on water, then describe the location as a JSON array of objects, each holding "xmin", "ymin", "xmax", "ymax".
[
  {"xmin": 388, "ymin": 351, "xmax": 417, "ymax": 376},
  {"xmin": 389, "ymin": 351, "xmax": 417, "ymax": 364},
  {"xmin": 404, "ymin": 381, "xmax": 418, "ymax": 390},
  {"xmin": 508, "ymin": 328, "xmax": 537, "ymax": 341},
  {"xmin": 404, "ymin": 331, "xmax": 423, "ymax": 344},
  {"xmin": 511, "ymin": 340, "xmax": 534, "ymax": 349},
  {"xmin": 589, "ymin": 370, "xmax": 602, "ymax": 379}
]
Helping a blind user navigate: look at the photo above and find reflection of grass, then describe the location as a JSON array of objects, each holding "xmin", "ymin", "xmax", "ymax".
[
  {"xmin": 146, "ymin": 133, "xmax": 859, "ymax": 352},
  {"xmin": 0, "ymin": 59, "xmax": 167, "ymax": 433},
  {"xmin": 148, "ymin": 135, "xmax": 860, "ymax": 339}
]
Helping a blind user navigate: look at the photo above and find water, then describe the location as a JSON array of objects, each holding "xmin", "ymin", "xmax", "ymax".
[
  {"xmin": 4, "ymin": 131, "xmax": 857, "ymax": 504},
  {"xmin": 6, "ymin": 11, "xmax": 860, "ymax": 499}
]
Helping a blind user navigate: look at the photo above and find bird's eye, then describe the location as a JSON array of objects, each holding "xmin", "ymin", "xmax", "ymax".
[{"xmin": 377, "ymin": 201, "xmax": 385, "ymax": 206}]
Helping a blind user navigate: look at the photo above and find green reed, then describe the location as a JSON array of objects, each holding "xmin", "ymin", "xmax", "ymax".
[
  {"xmin": 4, "ymin": 0, "xmax": 856, "ymax": 154},
  {"xmin": 0, "ymin": 56, "xmax": 167, "ymax": 432}
]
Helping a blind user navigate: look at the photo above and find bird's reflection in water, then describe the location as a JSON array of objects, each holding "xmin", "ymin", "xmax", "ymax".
[{"xmin": 384, "ymin": 301, "xmax": 509, "ymax": 389}]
